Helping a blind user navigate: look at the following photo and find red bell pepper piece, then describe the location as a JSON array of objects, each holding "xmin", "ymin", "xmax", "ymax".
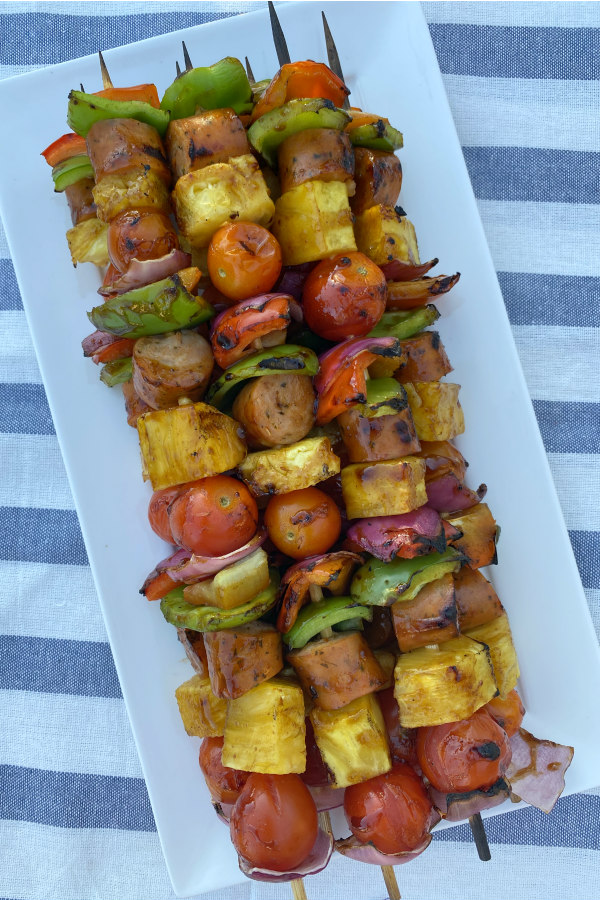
[
  {"xmin": 210, "ymin": 293, "xmax": 296, "ymax": 370},
  {"xmin": 251, "ymin": 61, "xmax": 349, "ymax": 122},
  {"xmin": 41, "ymin": 133, "xmax": 87, "ymax": 167},
  {"xmin": 94, "ymin": 84, "xmax": 160, "ymax": 108}
]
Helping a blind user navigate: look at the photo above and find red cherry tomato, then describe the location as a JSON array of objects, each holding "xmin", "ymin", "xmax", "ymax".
[
  {"xmin": 416, "ymin": 708, "xmax": 512, "ymax": 793},
  {"xmin": 168, "ymin": 475, "xmax": 258, "ymax": 557},
  {"xmin": 344, "ymin": 763, "xmax": 434, "ymax": 854},
  {"xmin": 264, "ymin": 487, "xmax": 342, "ymax": 560},
  {"xmin": 484, "ymin": 689, "xmax": 525, "ymax": 738},
  {"xmin": 377, "ymin": 688, "xmax": 418, "ymax": 767},
  {"xmin": 301, "ymin": 718, "xmax": 330, "ymax": 787},
  {"xmin": 199, "ymin": 737, "xmax": 249, "ymax": 805},
  {"xmin": 230, "ymin": 773, "xmax": 318, "ymax": 871},
  {"xmin": 207, "ymin": 222, "xmax": 282, "ymax": 302},
  {"xmin": 107, "ymin": 208, "xmax": 179, "ymax": 273},
  {"xmin": 302, "ymin": 252, "xmax": 386, "ymax": 341}
]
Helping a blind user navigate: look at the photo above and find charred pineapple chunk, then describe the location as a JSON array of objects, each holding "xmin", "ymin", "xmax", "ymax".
[
  {"xmin": 238, "ymin": 436, "xmax": 340, "ymax": 497},
  {"xmin": 173, "ymin": 154, "xmax": 275, "ymax": 248},
  {"xmin": 222, "ymin": 677, "xmax": 306, "ymax": 773},
  {"xmin": 465, "ymin": 614, "xmax": 520, "ymax": 698},
  {"xmin": 66, "ymin": 218, "xmax": 109, "ymax": 267},
  {"xmin": 310, "ymin": 693, "xmax": 391, "ymax": 788},
  {"xmin": 393, "ymin": 636, "xmax": 497, "ymax": 727},
  {"xmin": 183, "ymin": 549, "xmax": 270, "ymax": 610},
  {"xmin": 354, "ymin": 205, "xmax": 420, "ymax": 267},
  {"xmin": 272, "ymin": 180, "xmax": 357, "ymax": 266},
  {"xmin": 404, "ymin": 382, "xmax": 465, "ymax": 442},
  {"xmin": 137, "ymin": 401, "xmax": 246, "ymax": 490},
  {"xmin": 93, "ymin": 169, "xmax": 171, "ymax": 223},
  {"xmin": 174, "ymin": 673, "xmax": 227, "ymax": 737},
  {"xmin": 341, "ymin": 456, "xmax": 426, "ymax": 519}
]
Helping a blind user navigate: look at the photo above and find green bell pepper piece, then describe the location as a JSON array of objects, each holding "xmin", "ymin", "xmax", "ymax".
[
  {"xmin": 348, "ymin": 120, "xmax": 404, "ymax": 152},
  {"xmin": 250, "ymin": 78, "xmax": 271, "ymax": 104},
  {"xmin": 284, "ymin": 597, "xmax": 373, "ymax": 650},
  {"xmin": 248, "ymin": 98, "xmax": 351, "ymax": 168},
  {"xmin": 368, "ymin": 305, "xmax": 439, "ymax": 340},
  {"xmin": 88, "ymin": 274, "xmax": 214, "ymax": 339},
  {"xmin": 355, "ymin": 378, "xmax": 409, "ymax": 420},
  {"xmin": 99, "ymin": 356, "xmax": 132, "ymax": 387},
  {"xmin": 160, "ymin": 577, "xmax": 279, "ymax": 632},
  {"xmin": 67, "ymin": 90, "xmax": 170, "ymax": 138},
  {"xmin": 160, "ymin": 57, "xmax": 253, "ymax": 120},
  {"xmin": 351, "ymin": 548, "xmax": 463, "ymax": 607},
  {"xmin": 51, "ymin": 154, "xmax": 94, "ymax": 191},
  {"xmin": 206, "ymin": 344, "xmax": 319, "ymax": 410},
  {"xmin": 333, "ymin": 617, "xmax": 365, "ymax": 633}
]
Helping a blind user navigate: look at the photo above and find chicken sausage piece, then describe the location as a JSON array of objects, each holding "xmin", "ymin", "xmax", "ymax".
[
  {"xmin": 351, "ymin": 147, "xmax": 403, "ymax": 214},
  {"xmin": 86, "ymin": 118, "xmax": 171, "ymax": 184},
  {"xmin": 232, "ymin": 373, "xmax": 316, "ymax": 448},
  {"xmin": 132, "ymin": 330, "xmax": 214, "ymax": 410},
  {"xmin": 278, "ymin": 128, "xmax": 355, "ymax": 195},
  {"xmin": 65, "ymin": 177, "xmax": 97, "ymax": 225},
  {"xmin": 166, "ymin": 108, "xmax": 250, "ymax": 181}
]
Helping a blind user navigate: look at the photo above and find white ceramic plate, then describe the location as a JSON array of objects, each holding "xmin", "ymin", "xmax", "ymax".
[{"xmin": 1, "ymin": 2, "xmax": 599, "ymax": 896}]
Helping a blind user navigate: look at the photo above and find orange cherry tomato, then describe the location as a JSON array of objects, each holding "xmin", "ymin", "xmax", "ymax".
[
  {"xmin": 484, "ymin": 690, "xmax": 525, "ymax": 737},
  {"xmin": 344, "ymin": 763, "xmax": 434, "ymax": 854},
  {"xmin": 107, "ymin": 209, "xmax": 179, "ymax": 273},
  {"xmin": 302, "ymin": 252, "xmax": 386, "ymax": 341},
  {"xmin": 168, "ymin": 475, "xmax": 258, "ymax": 557},
  {"xmin": 264, "ymin": 487, "xmax": 342, "ymax": 560},
  {"xmin": 230, "ymin": 773, "xmax": 318, "ymax": 871},
  {"xmin": 207, "ymin": 222, "xmax": 282, "ymax": 302},
  {"xmin": 416, "ymin": 708, "xmax": 512, "ymax": 793},
  {"xmin": 199, "ymin": 737, "xmax": 249, "ymax": 805}
]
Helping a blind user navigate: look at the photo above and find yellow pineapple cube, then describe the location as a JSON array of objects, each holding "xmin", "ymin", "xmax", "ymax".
[
  {"xmin": 183, "ymin": 549, "xmax": 270, "ymax": 610},
  {"xmin": 238, "ymin": 436, "xmax": 340, "ymax": 497},
  {"xmin": 272, "ymin": 180, "xmax": 357, "ymax": 265},
  {"xmin": 465, "ymin": 614, "xmax": 520, "ymax": 698},
  {"xmin": 93, "ymin": 168, "xmax": 170, "ymax": 223},
  {"xmin": 354, "ymin": 205, "xmax": 420, "ymax": 266},
  {"xmin": 175, "ymin": 674, "xmax": 227, "ymax": 737},
  {"xmin": 341, "ymin": 456, "xmax": 427, "ymax": 519},
  {"xmin": 404, "ymin": 382, "xmax": 465, "ymax": 441}
]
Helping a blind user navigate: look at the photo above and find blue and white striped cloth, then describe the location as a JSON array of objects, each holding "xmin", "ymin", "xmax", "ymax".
[{"xmin": 1, "ymin": 3, "xmax": 598, "ymax": 899}]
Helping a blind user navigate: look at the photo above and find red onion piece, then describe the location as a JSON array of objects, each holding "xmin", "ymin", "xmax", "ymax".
[
  {"xmin": 335, "ymin": 833, "xmax": 433, "ymax": 866},
  {"xmin": 212, "ymin": 800, "xmax": 234, "ymax": 825},
  {"xmin": 238, "ymin": 826, "xmax": 334, "ymax": 882},
  {"xmin": 506, "ymin": 728, "xmax": 574, "ymax": 813},
  {"xmin": 308, "ymin": 783, "xmax": 345, "ymax": 812},
  {"xmin": 153, "ymin": 529, "xmax": 267, "ymax": 585},
  {"xmin": 345, "ymin": 509, "xmax": 446, "ymax": 561},
  {"xmin": 429, "ymin": 778, "xmax": 510, "ymax": 822},
  {"xmin": 82, "ymin": 329, "xmax": 119, "ymax": 357},
  {"xmin": 275, "ymin": 262, "xmax": 317, "ymax": 301},
  {"xmin": 97, "ymin": 249, "xmax": 192, "ymax": 295},
  {"xmin": 209, "ymin": 293, "xmax": 295, "ymax": 335},
  {"xmin": 426, "ymin": 474, "xmax": 487, "ymax": 513},
  {"xmin": 381, "ymin": 258, "xmax": 439, "ymax": 281}
]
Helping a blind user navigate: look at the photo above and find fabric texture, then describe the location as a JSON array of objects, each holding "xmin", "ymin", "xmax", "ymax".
[{"xmin": 0, "ymin": 2, "xmax": 598, "ymax": 899}]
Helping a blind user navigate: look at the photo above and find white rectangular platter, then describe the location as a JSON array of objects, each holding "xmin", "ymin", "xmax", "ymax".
[{"xmin": 0, "ymin": 2, "xmax": 599, "ymax": 896}]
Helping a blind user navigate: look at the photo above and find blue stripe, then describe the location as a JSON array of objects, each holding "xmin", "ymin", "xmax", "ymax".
[
  {"xmin": 0, "ymin": 384, "xmax": 54, "ymax": 435},
  {"xmin": 0, "ymin": 260, "xmax": 22, "ymax": 311},
  {"xmin": 429, "ymin": 24, "xmax": 600, "ymax": 80},
  {"xmin": 0, "ymin": 11, "xmax": 234, "ymax": 66},
  {"xmin": 533, "ymin": 400, "xmax": 600, "ymax": 454},
  {"xmin": 569, "ymin": 530, "xmax": 600, "ymax": 591},
  {"xmin": 498, "ymin": 272, "xmax": 600, "ymax": 328},
  {"xmin": 434, "ymin": 793, "xmax": 600, "ymax": 851},
  {"xmin": 463, "ymin": 147, "xmax": 600, "ymax": 205},
  {"xmin": 0, "ymin": 507, "xmax": 87, "ymax": 565},
  {"xmin": 0, "ymin": 635, "xmax": 121, "ymax": 699},
  {"xmin": 0, "ymin": 765, "xmax": 154, "ymax": 831}
]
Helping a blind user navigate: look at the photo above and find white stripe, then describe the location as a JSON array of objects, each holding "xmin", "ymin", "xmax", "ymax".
[
  {"xmin": 0, "ymin": 560, "xmax": 106, "ymax": 642},
  {"xmin": 424, "ymin": 1, "xmax": 600, "ymax": 28},
  {"xmin": 443, "ymin": 76, "xmax": 600, "ymax": 152},
  {"xmin": 0, "ymin": 433, "xmax": 74, "ymax": 509},
  {"xmin": 0, "ymin": 310, "xmax": 41, "ymax": 383},
  {"xmin": 512, "ymin": 326, "xmax": 600, "ymax": 403},
  {"xmin": 477, "ymin": 200, "xmax": 600, "ymax": 277},
  {"xmin": 0, "ymin": 690, "xmax": 142, "ymax": 777},
  {"xmin": 545, "ymin": 456, "xmax": 600, "ymax": 533}
]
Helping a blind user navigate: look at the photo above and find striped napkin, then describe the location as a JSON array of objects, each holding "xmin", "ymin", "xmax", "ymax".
[{"xmin": 0, "ymin": 3, "xmax": 598, "ymax": 899}]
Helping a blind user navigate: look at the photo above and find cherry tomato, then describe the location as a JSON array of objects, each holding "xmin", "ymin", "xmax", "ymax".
[
  {"xmin": 230, "ymin": 773, "xmax": 318, "ymax": 871},
  {"xmin": 484, "ymin": 690, "xmax": 525, "ymax": 738},
  {"xmin": 199, "ymin": 737, "xmax": 249, "ymax": 805},
  {"xmin": 301, "ymin": 718, "xmax": 330, "ymax": 787},
  {"xmin": 377, "ymin": 688, "xmax": 418, "ymax": 767},
  {"xmin": 168, "ymin": 475, "xmax": 258, "ymax": 557},
  {"xmin": 344, "ymin": 763, "xmax": 434, "ymax": 854},
  {"xmin": 207, "ymin": 222, "xmax": 282, "ymax": 302},
  {"xmin": 416, "ymin": 708, "xmax": 512, "ymax": 793},
  {"xmin": 302, "ymin": 252, "xmax": 386, "ymax": 341},
  {"xmin": 148, "ymin": 485, "xmax": 186, "ymax": 543},
  {"xmin": 107, "ymin": 208, "xmax": 179, "ymax": 273},
  {"xmin": 264, "ymin": 487, "xmax": 342, "ymax": 560}
]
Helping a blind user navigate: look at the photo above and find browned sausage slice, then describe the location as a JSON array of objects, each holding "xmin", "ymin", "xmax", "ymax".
[
  {"xmin": 86, "ymin": 118, "xmax": 171, "ymax": 184},
  {"xmin": 351, "ymin": 147, "xmax": 402, "ymax": 214},
  {"xmin": 132, "ymin": 330, "xmax": 214, "ymax": 410},
  {"xmin": 166, "ymin": 109, "xmax": 250, "ymax": 181},
  {"xmin": 278, "ymin": 128, "xmax": 355, "ymax": 195},
  {"xmin": 232, "ymin": 373, "xmax": 316, "ymax": 448},
  {"xmin": 204, "ymin": 623, "xmax": 283, "ymax": 699}
]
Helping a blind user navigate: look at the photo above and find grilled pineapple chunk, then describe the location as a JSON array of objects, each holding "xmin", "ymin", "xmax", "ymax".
[
  {"xmin": 222, "ymin": 678, "xmax": 306, "ymax": 773},
  {"xmin": 238, "ymin": 436, "xmax": 340, "ymax": 497},
  {"xmin": 172, "ymin": 154, "xmax": 275, "ymax": 248},
  {"xmin": 465, "ymin": 614, "xmax": 520, "ymax": 698},
  {"xmin": 175, "ymin": 673, "xmax": 227, "ymax": 737},
  {"xmin": 137, "ymin": 401, "xmax": 246, "ymax": 490},
  {"xmin": 393, "ymin": 636, "xmax": 497, "ymax": 727},
  {"xmin": 310, "ymin": 694, "xmax": 391, "ymax": 788},
  {"xmin": 93, "ymin": 169, "xmax": 170, "ymax": 223},
  {"xmin": 404, "ymin": 382, "xmax": 465, "ymax": 442},
  {"xmin": 341, "ymin": 456, "xmax": 427, "ymax": 519},
  {"xmin": 66, "ymin": 218, "xmax": 109, "ymax": 267},
  {"xmin": 354, "ymin": 205, "xmax": 420, "ymax": 266},
  {"xmin": 272, "ymin": 180, "xmax": 357, "ymax": 265},
  {"xmin": 183, "ymin": 549, "xmax": 270, "ymax": 610}
]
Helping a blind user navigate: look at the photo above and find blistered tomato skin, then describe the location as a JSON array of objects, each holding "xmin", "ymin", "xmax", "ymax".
[
  {"xmin": 230, "ymin": 773, "xmax": 319, "ymax": 871},
  {"xmin": 199, "ymin": 737, "xmax": 249, "ymax": 805},
  {"xmin": 302, "ymin": 252, "xmax": 387, "ymax": 341},
  {"xmin": 416, "ymin": 708, "xmax": 512, "ymax": 793},
  {"xmin": 168, "ymin": 475, "xmax": 259, "ymax": 557},
  {"xmin": 344, "ymin": 763, "xmax": 434, "ymax": 855},
  {"xmin": 208, "ymin": 222, "xmax": 283, "ymax": 302},
  {"xmin": 107, "ymin": 209, "xmax": 179, "ymax": 272},
  {"xmin": 264, "ymin": 487, "xmax": 342, "ymax": 560}
]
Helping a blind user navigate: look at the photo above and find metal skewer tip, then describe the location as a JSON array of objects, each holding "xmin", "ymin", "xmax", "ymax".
[
  {"xmin": 98, "ymin": 51, "xmax": 113, "ymax": 89},
  {"xmin": 175, "ymin": 60, "xmax": 182, "ymax": 78},
  {"xmin": 321, "ymin": 11, "xmax": 350, "ymax": 109},
  {"xmin": 469, "ymin": 812, "xmax": 492, "ymax": 861},
  {"xmin": 268, "ymin": 1, "xmax": 291, "ymax": 66},
  {"xmin": 80, "ymin": 83, "xmax": 85, "ymax": 92},
  {"xmin": 182, "ymin": 40, "xmax": 193, "ymax": 72},
  {"xmin": 244, "ymin": 56, "xmax": 256, "ymax": 83}
]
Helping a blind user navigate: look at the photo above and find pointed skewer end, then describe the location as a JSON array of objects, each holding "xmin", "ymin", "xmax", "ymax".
[
  {"xmin": 98, "ymin": 50, "xmax": 113, "ymax": 89},
  {"xmin": 244, "ymin": 56, "xmax": 255, "ymax": 84},
  {"xmin": 182, "ymin": 40, "xmax": 193, "ymax": 72},
  {"xmin": 175, "ymin": 60, "xmax": 182, "ymax": 78}
]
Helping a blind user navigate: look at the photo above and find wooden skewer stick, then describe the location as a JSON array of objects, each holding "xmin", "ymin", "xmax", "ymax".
[
  {"xmin": 98, "ymin": 50, "xmax": 113, "ymax": 89},
  {"xmin": 80, "ymin": 82, "xmax": 85, "ymax": 92},
  {"xmin": 244, "ymin": 56, "xmax": 255, "ymax": 83},
  {"xmin": 182, "ymin": 40, "xmax": 193, "ymax": 72},
  {"xmin": 469, "ymin": 812, "xmax": 492, "ymax": 861},
  {"xmin": 291, "ymin": 879, "xmax": 308, "ymax": 900},
  {"xmin": 176, "ymin": 60, "xmax": 182, "ymax": 78},
  {"xmin": 381, "ymin": 866, "xmax": 402, "ymax": 900}
]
